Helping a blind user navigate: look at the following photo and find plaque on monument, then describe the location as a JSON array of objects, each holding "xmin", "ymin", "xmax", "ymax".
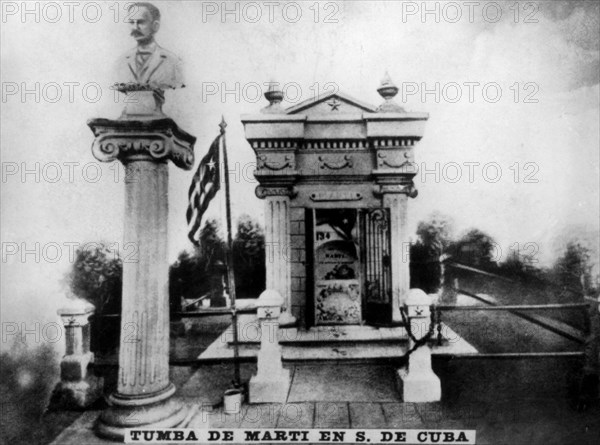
[{"xmin": 314, "ymin": 209, "xmax": 362, "ymax": 324}]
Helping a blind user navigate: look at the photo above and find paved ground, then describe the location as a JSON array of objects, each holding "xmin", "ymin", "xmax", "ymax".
[
  {"xmin": 50, "ymin": 293, "xmax": 599, "ymax": 445},
  {"xmin": 51, "ymin": 359, "xmax": 599, "ymax": 445}
]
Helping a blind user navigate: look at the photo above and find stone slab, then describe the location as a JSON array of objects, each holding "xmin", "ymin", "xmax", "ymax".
[
  {"xmin": 380, "ymin": 402, "xmax": 428, "ymax": 429},
  {"xmin": 287, "ymin": 364, "xmax": 401, "ymax": 403},
  {"xmin": 275, "ymin": 403, "xmax": 316, "ymax": 428},
  {"xmin": 348, "ymin": 402, "xmax": 387, "ymax": 428}
]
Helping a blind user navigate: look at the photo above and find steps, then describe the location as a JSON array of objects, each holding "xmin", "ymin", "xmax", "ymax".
[{"xmin": 197, "ymin": 318, "xmax": 477, "ymax": 363}]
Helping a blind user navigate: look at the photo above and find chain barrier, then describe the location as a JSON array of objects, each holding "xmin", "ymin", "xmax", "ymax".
[{"xmin": 400, "ymin": 304, "xmax": 435, "ymax": 358}]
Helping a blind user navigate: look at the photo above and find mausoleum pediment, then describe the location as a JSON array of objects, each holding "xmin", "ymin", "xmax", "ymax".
[{"xmin": 286, "ymin": 91, "xmax": 377, "ymax": 116}]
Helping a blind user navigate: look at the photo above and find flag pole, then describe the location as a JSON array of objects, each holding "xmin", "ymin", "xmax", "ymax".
[{"xmin": 219, "ymin": 116, "xmax": 241, "ymax": 388}]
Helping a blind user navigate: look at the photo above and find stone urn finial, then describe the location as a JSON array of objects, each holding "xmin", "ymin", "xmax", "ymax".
[
  {"xmin": 261, "ymin": 81, "xmax": 285, "ymax": 114},
  {"xmin": 377, "ymin": 71, "xmax": 405, "ymax": 113}
]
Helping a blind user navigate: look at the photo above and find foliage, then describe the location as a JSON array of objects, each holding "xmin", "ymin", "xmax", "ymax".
[
  {"xmin": 449, "ymin": 228, "xmax": 498, "ymax": 267},
  {"xmin": 171, "ymin": 216, "xmax": 267, "ymax": 303},
  {"xmin": 232, "ymin": 214, "xmax": 265, "ymax": 298},
  {"xmin": 410, "ymin": 212, "xmax": 454, "ymax": 293},
  {"xmin": 553, "ymin": 241, "xmax": 596, "ymax": 294},
  {"xmin": 415, "ymin": 211, "xmax": 455, "ymax": 257},
  {"xmin": 170, "ymin": 219, "xmax": 225, "ymax": 304},
  {"xmin": 68, "ymin": 243, "xmax": 122, "ymax": 315},
  {"xmin": 169, "ymin": 250, "xmax": 208, "ymax": 303},
  {"xmin": 199, "ymin": 218, "xmax": 226, "ymax": 267},
  {"xmin": 497, "ymin": 250, "xmax": 531, "ymax": 279}
]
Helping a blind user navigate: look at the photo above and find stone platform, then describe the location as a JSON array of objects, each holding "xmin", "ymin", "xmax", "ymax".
[
  {"xmin": 51, "ymin": 362, "xmax": 599, "ymax": 445},
  {"xmin": 197, "ymin": 313, "xmax": 477, "ymax": 363}
]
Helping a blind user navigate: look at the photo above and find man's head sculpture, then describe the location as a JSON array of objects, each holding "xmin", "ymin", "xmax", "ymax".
[
  {"xmin": 128, "ymin": 2, "xmax": 161, "ymax": 45},
  {"xmin": 113, "ymin": 2, "xmax": 184, "ymax": 118}
]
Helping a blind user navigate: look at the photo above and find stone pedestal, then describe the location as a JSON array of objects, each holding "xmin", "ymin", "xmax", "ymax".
[
  {"xmin": 263, "ymin": 192, "xmax": 296, "ymax": 326},
  {"xmin": 396, "ymin": 289, "xmax": 441, "ymax": 402},
  {"xmin": 51, "ymin": 299, "xmax": 103, "ymax": 409},
  {"xmin": 249, "ymin": 290, "xmax": 290, "ymax": 403},
  {"xmin": 88, "ymin": 116, "xmax": 195, "ymax": 440}
]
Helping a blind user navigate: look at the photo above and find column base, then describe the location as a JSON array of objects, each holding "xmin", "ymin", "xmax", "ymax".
[
  {"xmin": 95, "ymin": 384, "xmax": 190, "ymax": 441},
  {"xmin": 249, "ymin": 369, "xmax": 290, "ymax": 404},
  {"xmin": 395, "ymin": 368, "xmax": 441, "ymax": 402}
]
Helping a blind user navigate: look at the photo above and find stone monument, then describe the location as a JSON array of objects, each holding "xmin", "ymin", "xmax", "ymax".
[
  {"xmin": 242, "ymin": 74, "xmax": 428, "ymax": 327},
  {"xmin": 50, "ymin": 299, "xmax": 103, "ymax": 409},
  {"xmin": 88, "ymin": 2, "xmax": 195, "ymax": 439}
]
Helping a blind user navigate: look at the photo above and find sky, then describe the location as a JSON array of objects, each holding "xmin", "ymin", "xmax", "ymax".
[{"xmin": 1, "ymin": 0, "xmax": 599, "ymax": 346}]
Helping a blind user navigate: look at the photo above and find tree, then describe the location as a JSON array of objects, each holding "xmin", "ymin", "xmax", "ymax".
[
  {"xmin": 199, "ymin": 218, "xmax": 226, "ymax": 268},
  {"xmin": 68, "ymin": 243, "xmax": 122, "ymax": 353},
  {"xmin": 415, "ymin": 211, "xmax": 455, "ymax": 257},
  {"xmin": 553, "ymin": 241, "xmax": 594, "ymax": 293},
  {"xmin": 69, "ymin": 243, "xmax": 122, "ymax": 314},
  {"xmin": 169, "ymin": 250, "xmax": 209, "ymax": 302},
  {"xmin": 450, "ymin": 228, "xmax": 498, "ymax": 267},
  {"xmin": 410, "ymin": 212, "xmax": 454, "ymax": 293},
  {"xmin": 232, "ymin": 215, "xmax": 265, "ymax": 299},
  {"xmin": 169, "ymin": 219, "xmax": 226, "ymax": 305}
]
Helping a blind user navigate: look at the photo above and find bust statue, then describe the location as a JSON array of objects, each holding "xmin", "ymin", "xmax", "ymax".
[{"xmin": 113, "ymin": 2, "xmax": 184, "ymax": 117}]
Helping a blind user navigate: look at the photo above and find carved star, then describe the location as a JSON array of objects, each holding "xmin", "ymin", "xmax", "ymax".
[
  {"xmin": 327, "ymin": 98, "xmax": 341, "ymax": 111},
  {"xmin": 264, "ymin": 309, "xmax": 273, "ymax": 319}
]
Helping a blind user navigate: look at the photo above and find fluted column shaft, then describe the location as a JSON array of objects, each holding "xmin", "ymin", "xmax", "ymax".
[
  {"xmin": 118, "ymin": 160, "xmax": 170, "ymax": 396},
  {"xmin": 383, "ymin": 192, "xmax": 409, "ymax": 322},
  {"xmin": 264, "ymin": 195, "xmax": 295, "ymax": 323}
]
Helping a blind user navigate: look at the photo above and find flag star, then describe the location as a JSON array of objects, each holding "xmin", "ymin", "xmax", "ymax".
[{"xmin": 207, "ymin": 160, "xmax": 216, "ymax": 170}]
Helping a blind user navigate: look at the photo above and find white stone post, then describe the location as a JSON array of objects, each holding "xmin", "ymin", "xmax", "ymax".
[
  {"xmin": 249, "ymin": 290, "xmax": 290, "ymax": 403},
  {"xmin": 396, "ymin": 289, "xmax": 441, "ymax": 402},
  {"xmin": 264, "ymin": 193, "xmax": 296, "ymax": 326},
  {"xmin": 51, "ymin": 299, "xmax": 103, "ymax": 409},
  {"xmin": 383, "ymin": 192, "xmax": 410, "ymax": 323},
  {"xmin": 89, "ymin": 116, "xmax": 195, "ymax": 440}
]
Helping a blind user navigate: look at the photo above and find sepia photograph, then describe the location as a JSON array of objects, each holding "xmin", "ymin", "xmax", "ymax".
[{"xmin": 1, "ymin": 1, "xmax": 599, "ymax": 443}]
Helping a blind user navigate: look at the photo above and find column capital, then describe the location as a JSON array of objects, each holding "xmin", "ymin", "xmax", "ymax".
[
  {"xmin": 256, "ymin": 185, "xmax": 297, "ymax": 199},
  {"xmin": 88, "ymin": 117, "xmax": 196, "ymax": 170},
  {"xmin": 58, "ymin": 299, "xmax": 95, "ymax": 327}
]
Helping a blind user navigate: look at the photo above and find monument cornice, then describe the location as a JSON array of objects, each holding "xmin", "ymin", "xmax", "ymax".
[{"xmin": 88, "ymin": 118, "xmax": 196, "ymax": 170}]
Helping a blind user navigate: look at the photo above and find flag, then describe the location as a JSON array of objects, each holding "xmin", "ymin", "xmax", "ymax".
[{"xmin": 186, "ymin": 134, "xmax": 221, "ymax": 245}]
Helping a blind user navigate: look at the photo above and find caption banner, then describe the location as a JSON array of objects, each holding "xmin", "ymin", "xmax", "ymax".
[{"xmin": 126, "ymin": 428, "xmax": 476, "ymax": 444}]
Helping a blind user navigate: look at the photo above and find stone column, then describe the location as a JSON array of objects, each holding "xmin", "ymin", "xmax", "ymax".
[
  {"xmin": 396, "ymin": 289, "xmax": 441, "ymax": 402},
  {"xmin": 51, "ymin": 299, "xmax": 102, "ymax": 409},
  {"xmin": 382, "ymin": 190, "xmax": 410, "ymax": 323},
  {"xmin": 249, "ymin": 290, "xmax": 290, "ymax": 403},
  {"xmin": 260, "ymin": 187, "xmax": 296, "ymax": 326},
  {"xmin": 88, "ymin": 114, "xmax": 195, "ymax": 440}
]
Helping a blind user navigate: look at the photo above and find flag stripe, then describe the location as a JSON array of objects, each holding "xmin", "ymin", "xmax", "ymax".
[{"xmin": 186, "ymin": 134, "xmax": 221, "ymax": 245}]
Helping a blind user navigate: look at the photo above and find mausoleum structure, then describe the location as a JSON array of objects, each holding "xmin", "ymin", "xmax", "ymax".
[{"xmin": 242, "ymin": 75, "xmax": 427, "ymax": 328}]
